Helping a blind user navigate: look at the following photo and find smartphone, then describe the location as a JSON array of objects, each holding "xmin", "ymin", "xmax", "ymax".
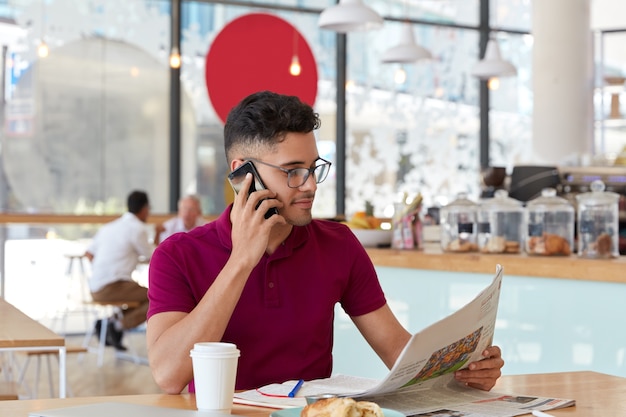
[{"xmin": 227, "ymin": 161, "xmax": 279, "ymax": 219}]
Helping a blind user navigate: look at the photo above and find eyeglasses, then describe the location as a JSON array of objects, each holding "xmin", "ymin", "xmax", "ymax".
[{"xmin": 245, "ymin": 158, "xmax": 332, "ymax": 188}]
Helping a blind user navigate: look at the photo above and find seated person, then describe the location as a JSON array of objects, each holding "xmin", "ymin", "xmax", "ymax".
[
  {"xmin": 154, "ymin": 194, "xmax": 205, "ymax": 245},
  {"xmin": 85, "ymin": 190, "xmax": 154, "ymax": 350},
  {"xmin": 146, "ymin": 91, "xmax": 504, "ymax": 392}
]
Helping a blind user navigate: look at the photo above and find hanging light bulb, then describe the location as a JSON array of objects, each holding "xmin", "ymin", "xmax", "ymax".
[
  {"xmin": 38, "ymin": 0, "xmax": 49, "ymax": 59},
  {"xmin": 289, "ymin": 55, "xmax": 301, "ymax": 76},
  {"xmin": 169, "ymin": 46, "xmax": 181, "ymax": 69},
  {"xmin": 37, "ymin": 40, "xmax": 49, "ymax": 58},
  {"xmin": 394, "ymin": 67, "xmax": 407, "ymax": 84},
  {"xmin": 289, "ymin": 30, "xmax": 301, "ymax": 76},
  {"xmin": 488, "ymin": 77, "xmax": 501, "ymax": 90}
]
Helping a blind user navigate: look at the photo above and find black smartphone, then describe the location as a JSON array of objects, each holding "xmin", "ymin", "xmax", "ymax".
[{"xmin": 227, "ymin": 161, "xmax": 279, "ymax": 219}]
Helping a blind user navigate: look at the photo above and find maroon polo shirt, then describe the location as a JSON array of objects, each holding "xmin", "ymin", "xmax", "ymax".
[{"xmin": 148, "ymin": 206, "xmax": 386, "ymax": 390}]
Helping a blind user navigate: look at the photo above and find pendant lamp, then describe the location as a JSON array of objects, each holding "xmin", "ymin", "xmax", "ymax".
[
  {"xmin": 318, "ymin": 0, "xmax": 383, "ymax": 33},
  {"xmin": 382, "ymin": 23, "xmax": 432, "ymax": 64},
  {"xmin": 471, "ymin": 37, "xmax": 517, "ymax": 79}
]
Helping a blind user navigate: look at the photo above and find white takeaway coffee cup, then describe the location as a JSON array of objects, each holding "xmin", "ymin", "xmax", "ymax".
[{"xmin": 190, "ymin": 342, "xmax": 240, "ymax": 412}]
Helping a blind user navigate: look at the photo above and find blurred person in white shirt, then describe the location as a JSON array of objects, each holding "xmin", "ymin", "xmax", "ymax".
[
  {"xmin": 154, "ymin": 194, "xmax": 206, "ymax": 245},
  {"xmin": 85, "ymin": 190, "xmax": 155, "ymax": 351}
]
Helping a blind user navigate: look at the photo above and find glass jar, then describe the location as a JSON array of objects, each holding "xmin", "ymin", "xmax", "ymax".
[
  {"xmin": 525, "ymin": 188, "xmax": 575, "ymax": 256},
  {"xmin": 478, "ymin": 190, "xmax": 524, "ymax": 254},
  {"xmin": 576, "ymin": 180, "xmax": 620, "ymax": 259},
  {"xmin": 440, "ymin": 193, "xmax": 478, "ymax": 252}
]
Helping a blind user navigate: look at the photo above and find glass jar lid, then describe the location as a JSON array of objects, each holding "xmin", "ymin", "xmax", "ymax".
[
  {"xmin": 442, "ymin": 192, "xmax": 478, "ymax": 213},
  {"xmin": 526, "ymin": 188, "xmax": 574, "ymax": 212},
  {"xmin": 480, "ymin": 189, "xmax": 524, "ymax": 212},
  {"xmin": 575, "ymin": 180, "xmax": 620, "ymax": 206}
]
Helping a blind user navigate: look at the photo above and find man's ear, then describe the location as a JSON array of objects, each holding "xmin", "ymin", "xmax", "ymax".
[
  {"xmin": 230, "ymin": 159, "xmax": 245, "ymax": 172},
  {"xmin": 140, "ymin": 205, "xmax": 150, "ymax": 221}
]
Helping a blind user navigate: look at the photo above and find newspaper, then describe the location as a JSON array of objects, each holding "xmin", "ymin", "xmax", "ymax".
[{"xmin": 234, "ymin": 265, "xmax": 575, "ymax": 416}]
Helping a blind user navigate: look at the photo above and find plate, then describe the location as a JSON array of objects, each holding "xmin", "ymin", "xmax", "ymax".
[{"xmin": 270, "ymin": 406, "xmax": 405, "ymax": 417}]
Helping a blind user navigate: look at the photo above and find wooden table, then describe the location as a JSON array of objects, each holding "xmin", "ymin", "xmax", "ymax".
[
  {"xmin": 0, "ymin": 299, "xmax": 66, "ymax": 398},
  {"xmin": 1, "ymin": 371, "xmax": 624, "ymax": 416}
]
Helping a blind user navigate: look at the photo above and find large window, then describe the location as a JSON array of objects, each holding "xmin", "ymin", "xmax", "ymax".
[
  {"xmin": 594, "ymin": 30, "xmax": 626, "ymax": 161},
  {"xmin": 0, "ymin": 0, "xmax": 539, "ymax": 221}
]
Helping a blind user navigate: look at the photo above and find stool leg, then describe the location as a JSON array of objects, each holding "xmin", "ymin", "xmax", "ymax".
[
  {"xmin": 81, "ymin": 317, "xmax": 96, "ymax": 352},
  {"xmin": 46, "ymin": 355, "xmax": 54, "ymax": 397},
  {"xmin": 98, "ymin": 317, "xmax": 108, "ymax": 367},
  {"xmin": 60, "ymin": 257, "xmax": 75, "ymax": 335},
  {"xmin": 33, "ymin": 356, "xmax": 40, "ymax": 399},
  {"xmin": 79, "ymin": 259, "xmax": 93, "ymax": 333},
  {"xmin": 16, "ymin": 355, "xmax": 33, "ymax": 398}
]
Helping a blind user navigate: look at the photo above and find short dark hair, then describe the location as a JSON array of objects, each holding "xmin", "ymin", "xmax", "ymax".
[
  {"xmin": 224, "ymin": 90, "xmax": 321, "ymax": 162},
  {"xmin": 127, "ymin": 190, "xmax": 149, "ymax": 214}
]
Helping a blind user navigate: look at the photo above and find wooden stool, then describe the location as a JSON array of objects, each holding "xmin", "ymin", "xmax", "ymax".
[
  {"xmin": 82, "ymin": 300, "xmax": 142, "ymax": 367},
  {"xmin": 50, "ymin": 254, "xmax": 97, "ymax": 335},
  {"xmin": 17, "ymin": 346, "xmax": 88, "ymax": 399}
]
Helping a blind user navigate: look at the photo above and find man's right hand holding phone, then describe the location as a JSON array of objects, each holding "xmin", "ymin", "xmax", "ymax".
[{"xmin": 230, "ymin": 172, "xmax": 285, "ymax": 267}]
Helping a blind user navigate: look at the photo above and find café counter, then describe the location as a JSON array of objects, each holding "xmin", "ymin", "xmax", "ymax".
[{"xmin": 365, "ymin": 248, "xmax": 626, "ymax": 284}]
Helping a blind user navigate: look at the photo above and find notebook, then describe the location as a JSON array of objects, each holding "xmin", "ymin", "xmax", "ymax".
[{"xmin": 29, "ymin": 402, "xmax": 238, "ymax": 417}]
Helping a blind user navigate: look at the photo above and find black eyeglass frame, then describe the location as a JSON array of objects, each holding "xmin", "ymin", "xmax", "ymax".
[{"xmin": 244, "ymin": 157, "xmax": 332, "ymax": 189}]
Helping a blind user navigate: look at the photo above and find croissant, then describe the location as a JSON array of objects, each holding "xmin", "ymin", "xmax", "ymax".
[{"xmin": 301, "ymin": 398, "xmax": 384, "ymax": 417}]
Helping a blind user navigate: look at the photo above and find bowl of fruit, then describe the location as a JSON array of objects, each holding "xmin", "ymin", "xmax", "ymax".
[{"xmin": 343, "ymin": 211, "xmax": 392, "ymax": 248}]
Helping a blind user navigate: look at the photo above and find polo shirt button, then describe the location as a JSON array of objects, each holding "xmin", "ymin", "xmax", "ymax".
[{"xmin": 268, "ymin": 282, "xmax": 275, "ymax": 288}]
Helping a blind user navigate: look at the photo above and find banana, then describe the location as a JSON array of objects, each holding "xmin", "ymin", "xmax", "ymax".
[{"xmin": 347, "ymin": 217, "xmax": 371, "ymax": 229}]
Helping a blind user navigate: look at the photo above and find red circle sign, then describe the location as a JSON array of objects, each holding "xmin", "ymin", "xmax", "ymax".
[{"xmin": 205, "ymin": 13, "xmax": 318, "ymax": 124}]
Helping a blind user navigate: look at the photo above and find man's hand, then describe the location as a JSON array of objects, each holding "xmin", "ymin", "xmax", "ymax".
[
  {"xmin": 154, "ymin": 223, "xmax": 166, "ymax": 245},
  {"xmin": 454, "ymin": 345, "xmax": 504, "ymax": 391},
  {"xmin": 230, "ymin": 173, "xmax": 284, "ymax": 266}
]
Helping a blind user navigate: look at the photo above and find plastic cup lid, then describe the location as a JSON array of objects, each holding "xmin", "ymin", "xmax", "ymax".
[{"xmin": 190, "ymin": 342, "xmax": 240, "ymax": 357}]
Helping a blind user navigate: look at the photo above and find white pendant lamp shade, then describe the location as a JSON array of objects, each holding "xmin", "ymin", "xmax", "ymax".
[
  {"xmin": 382, "ymin": 23, "xmax": 432, "ymax": 64},
  {"xmin": 318, "ymin": 0, "xmax": 383, "ymax": 33},
  {"xmin": 471, "ymin": 38, "xmax": 517, "ymax": 79}
]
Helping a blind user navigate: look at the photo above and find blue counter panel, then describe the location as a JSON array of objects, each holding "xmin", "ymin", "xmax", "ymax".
[{"xmin": 332, "ymin": 266, "xmax": 626, "ymax": 379}]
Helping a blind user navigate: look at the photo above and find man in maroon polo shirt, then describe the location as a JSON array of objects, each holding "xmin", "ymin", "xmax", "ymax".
[{"xmin": 146, "ymin": 91, "xmax": 504, "ymax": 393}]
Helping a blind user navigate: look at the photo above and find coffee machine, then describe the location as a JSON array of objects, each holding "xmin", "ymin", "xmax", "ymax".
[{"xmin": 557, "ymin": 165, "xmax": 626, "ymax": 198}]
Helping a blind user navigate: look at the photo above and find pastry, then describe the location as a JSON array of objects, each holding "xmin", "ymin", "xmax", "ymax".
[
  {"xmin": 594, "ymin": 233, "xmax": 613, "ymax": 257},
  {"xmin": 447, "ymin": 239, "xmax": 477, "ymax": 252},
  {"xmin": 504, "ymin": 240, "xmax": 520, "ymax": 253},
  {"xmin": 356, "ymin": 401, "xmax": 384, "ymax": 417},
  {"xmin": 482, "ymin": 236, "xmax": 505, "ymax": 253},
  {"xmin": 301, "ymin": 398, "xmax": 383, "ymax": 417},
  {"xmin": 528, "ymin": 234, "xmax": 570, "ymax": 255}
]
